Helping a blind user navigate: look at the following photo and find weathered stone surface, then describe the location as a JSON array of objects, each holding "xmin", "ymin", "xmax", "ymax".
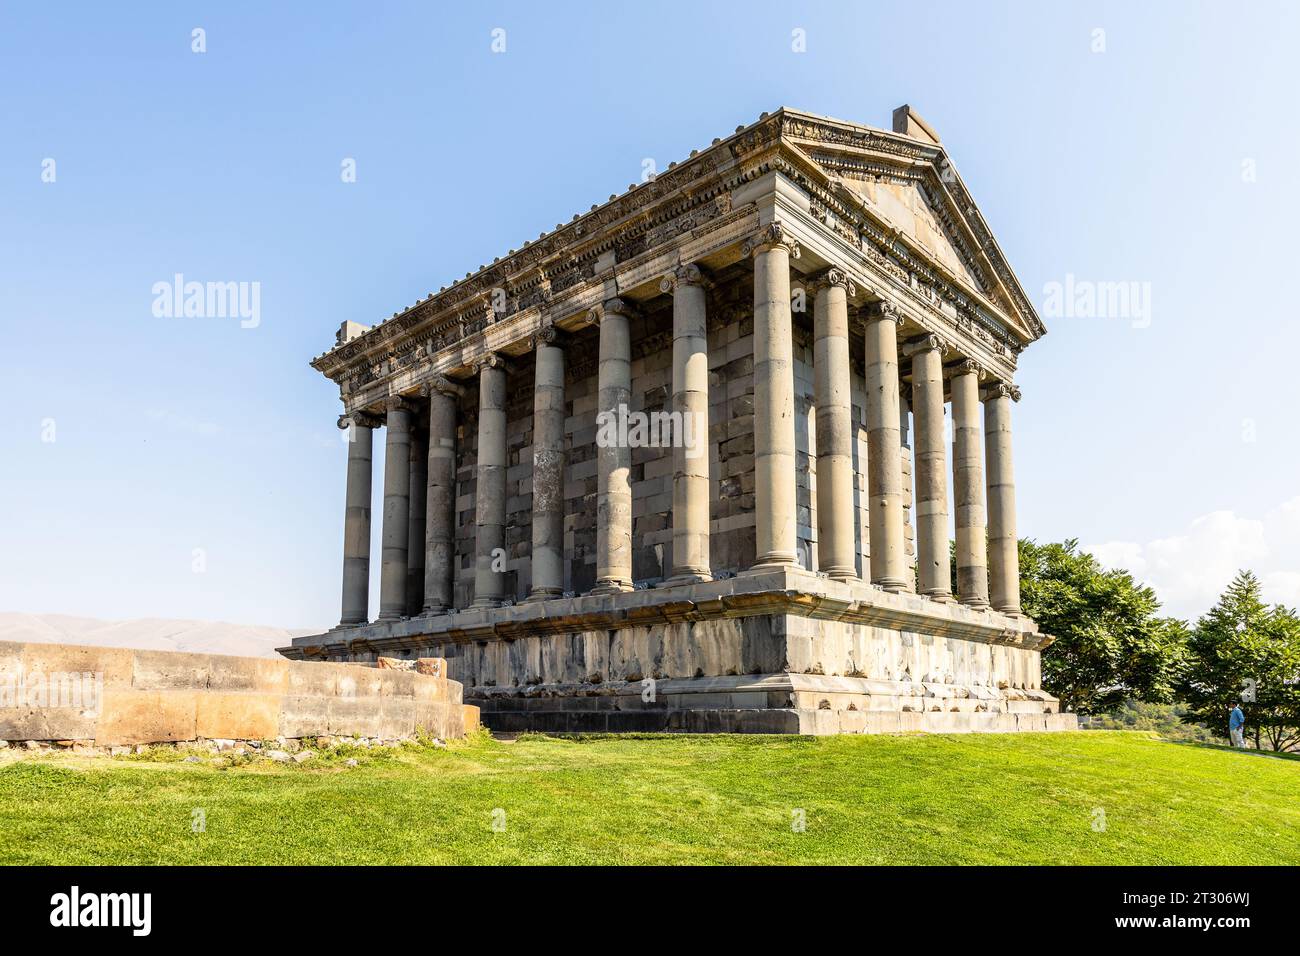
[
  {"xmin": 415, "ymin": 658, "xmax": 446, "ymax": 678},
  {"xmin": 298, "ymin": 570, "xmax": 1072, "ymax": 736},
  {"xmin": 0, "ymin": 642, "xmax": 471, "ymax": 746},
  {"xmin": 195, "ymin": 692, "xmax": 280, "ymax": 741}
]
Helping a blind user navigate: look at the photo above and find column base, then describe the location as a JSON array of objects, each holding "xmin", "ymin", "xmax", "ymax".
[
  {"xmin": 959, "ymin": 599, "xmax": 991, "ymax": 610},
  {"xmin": 471, "ymin": 598, "xmax": 503, "ymax": 609},
  {"xmin": 589, "ymin": 580, "xmax": 633, "ymax": 595},
  {"xmin": 822, "ymin": 566, "xmax": 859, "ymax": 581},
  {"xmin": 525, "ymin": 589, "xmax": 563, "ymax": 603},
  {"xmin": 871, "ymin": 577, "xmax": 909, "ymax": 592},
  {"xmin": 921, "ymin": 589, "xmax": 954, "ymax": 603},
  {"xmin": 419, "ymin": 604, "xmax": 452, "ymax": 616},
  {"xmin": 745, "ymin": 553, "xmax": 799, "ymax": 574},
  {"xmin": 659, "ymin": 571, "xmax": 712, "ymax": 588},
  {"xmin": 375, "ymin": 611, "xmax": 405, "ymax": 622}
]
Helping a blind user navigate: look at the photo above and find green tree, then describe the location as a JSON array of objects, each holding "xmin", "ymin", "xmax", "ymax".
[
  {"xmin": 1016, "ymin": 539, "xmax": 1188, "ymax": 714},
  {"xmin": 1180, "ymin": 570, "xmax": 1300, "ymax": 752}
]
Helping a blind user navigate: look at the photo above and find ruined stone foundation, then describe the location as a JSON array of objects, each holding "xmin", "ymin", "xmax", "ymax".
[
  {"xmin": 0, "ymin": 641, "xmax": 478, "ymax": 747},
  {"xmin": 284, "ymin": 569, "xmax": 1076, "ymax": 735}
]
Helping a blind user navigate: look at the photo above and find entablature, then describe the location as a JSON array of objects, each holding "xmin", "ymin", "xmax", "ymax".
[{"xmin": 324, "ymin": 107, "xmax": 1040, "ymax": 413}]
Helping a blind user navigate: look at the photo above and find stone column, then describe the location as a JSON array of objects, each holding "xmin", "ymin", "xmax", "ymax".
[
  {"xmin": 951, "ymin": 359, "xmax": 989, "ymax": 608},
  {"xmin": 899, "ymin": 384, "xmax": 917, "ymax": 592},
  {"xmin": 863, "ymin": 300, "xmax": 907, "ymax": 591},
  {"xmin": 528, "ymin": 327, "xmax": 566, "ymax": 600},
  {"xmin": 422, "ymin": 377, "xmax": 460, "ymax": 614},
  {"xmin": 662, "ymin": 264, "xmax": 712, "ymax": 584},
  {"xmin": 905, "ymin": 334, "xmax": 952, "ymax": 601},
  {"xmin": 472, "ymin": 354, "xmax": 509, "ymax": 608},
  {"xmin": 983, "ymin": 381, "xmax": 1022, "ymax": 615},
  {"xmin": 377, "ymin": 396, "xmax": 414, "ymax": 621},
  {"xmin": 405, "ymin": 414, "xmax": 428, "ymax": 616},
  {"xmin": 592, "ymin": 298, "xmax": 634, "ymax": 593},
  {"xmin": 811, "ymin": 268, "xmax": 857, "ymax": 580},
  {"xmin": 338, "ymin": 411, "xmax": 379, "ymax": 625},
  {"xmin": 744, "ymin": 222, "xmax": 800, "ymax": 570}
]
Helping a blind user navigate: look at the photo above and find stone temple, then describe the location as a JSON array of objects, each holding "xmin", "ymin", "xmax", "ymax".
[{"xmin": 280, "ymin": 106, "xmax": 1077, "ymax": 735}]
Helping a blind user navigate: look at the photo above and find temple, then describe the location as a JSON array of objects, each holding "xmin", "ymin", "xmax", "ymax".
[{"xmin": 280, "ymin": 106, "xmax": 1077, "ymax": 735}]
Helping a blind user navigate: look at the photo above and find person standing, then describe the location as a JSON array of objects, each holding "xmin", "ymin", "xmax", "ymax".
[{"xmin": 1228, "ymin": 701, "xmax": 1246, "ymax": 748}]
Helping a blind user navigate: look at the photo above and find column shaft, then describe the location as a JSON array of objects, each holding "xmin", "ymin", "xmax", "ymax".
[
  {"xmin": 984, "ymin": 383, "xmax": 1022, "ymax": 615},
  {"xmin": 593, "ymin": 301, "xmax": 633, "ymax": 592},
  {"xmin": 951, "ymin": 363, "xmax": 989, "ymax": 607},
  {"xmin": 473, "ymin": 358, "xmax": 508, "ymax": 607},
  {"xmin": 405, "ymin": 419, "xmax": 427, "ymax": 616},
  {"xmin": 423, "ymin": 382, "xmax": 458, "ymax": 613},
  {"xmin": 529, "ymin": 332, "xmax": 566, "ymax": 598},
  {"xmin": 377, "ymin": 400, "xmax": 413, "ymax": 620},
  {"xmin": 863, "ymin": 303, "xmax": 907, "ymax": 590},
  {"xmin": 665, "ymin": 267, "xmax": 712, "ymax": 583},
  {"xmin": 749, "ymin": 226, "xmax": 799, "ymax": 569},
  {"xmin": 908, "ymin": 338, "xmax": 952, "ymax": 600},
  {"xmin": 812, "ymin": 272, "xmax": 856, "ymax": 579},
  {"xmin": 339, "ymin": 415, "xmax": 374, "ymax": 625}
]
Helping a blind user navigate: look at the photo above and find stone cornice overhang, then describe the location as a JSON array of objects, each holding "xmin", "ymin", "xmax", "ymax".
[
  {"xmin": 278, "ymin": 568, "xmax": 1054, "ymax": 660},
  {"xmin": 311, "ymin": 107, "xmax": 1044, "ymax": 404}
]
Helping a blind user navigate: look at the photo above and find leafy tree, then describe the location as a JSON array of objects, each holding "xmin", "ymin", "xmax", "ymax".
[
  {"xmin": 1016, "ymin": 539, "xmax": 1188, "ymax": 714},
  {"xmin": 1180, "ymin": 570, "xmax": 1300, "ymax": 752}
]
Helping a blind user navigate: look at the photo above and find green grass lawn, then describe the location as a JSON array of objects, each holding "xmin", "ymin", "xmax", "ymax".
[{"xmin": 0, "ymin": 731, "xmax": 1295, "ymax": 865}]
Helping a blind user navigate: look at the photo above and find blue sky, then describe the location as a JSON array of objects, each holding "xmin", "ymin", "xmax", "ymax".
[{"xmin": 2, "ymin": 0, "xmax": 1297, "ymax": 628}]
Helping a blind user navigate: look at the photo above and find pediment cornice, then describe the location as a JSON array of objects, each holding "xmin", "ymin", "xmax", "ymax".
[{"xmin": 777, "ymin": 109, "xmax": 1044, "ymax": 342}]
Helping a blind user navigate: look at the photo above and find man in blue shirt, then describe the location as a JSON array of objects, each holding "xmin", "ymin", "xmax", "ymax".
[{"xmin": 1228, "ymin": 701, "xmax": 1246, "ymax": 748}]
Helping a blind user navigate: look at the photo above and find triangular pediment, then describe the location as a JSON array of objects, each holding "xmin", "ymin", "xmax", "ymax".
[
  {"xmin": 840, "ymin": 175, "xmax": 985, "ymax": 290},
  {"xmin": 778, "ymin": 109, "xmax": 1045, "ymax": 343}
]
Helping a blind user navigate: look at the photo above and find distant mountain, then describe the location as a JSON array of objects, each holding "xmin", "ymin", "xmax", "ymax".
[{"xmin": 0, "ymin": 613, "xmax": 320, "ymax": 659}]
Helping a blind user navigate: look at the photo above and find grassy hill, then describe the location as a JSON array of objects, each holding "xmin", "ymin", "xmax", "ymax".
[{"xmin": 1, "ymin": 731, "xmax": 1295, "ymax": 865}]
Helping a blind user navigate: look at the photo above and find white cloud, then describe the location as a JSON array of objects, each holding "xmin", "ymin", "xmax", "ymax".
[
  {"xmin": 1088, "ymin": 497, "xmax": 1300, "ymax": 620},
  {"xmin": 1262, "ymin": 571, "xmax": 1300, "ymax": 609}
]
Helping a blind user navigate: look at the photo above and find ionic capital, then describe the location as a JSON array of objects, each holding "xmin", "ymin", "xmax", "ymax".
[
  {"xmin": 585, "ymin": 296, "xmax": 638, "ymax": 326},
  {"xmin": 473, "ymin": 352, "xmax": 511, "ymax": 375},
  {"xmin": 659, "ymin": 262, "xmax": 710, "ymax": 294},
  {"xmin": 530, "ymin": 323, "xmax": 565, "ymax": 350},
  {"xmin": 338, "ymin": 410, "xmax": 382, "ymax": 430},
  {"xmin": 901, "ymin": 333, "xmax": 950, "ymax": 359},
  {"xmin": 808, "ymin": 267, "xmax": 857, "ymax": 298},
  {"xmin": 948, "ymin": 357, "xmax": 985, "ymax": 380},
  {"xmin": 420, "ymin": 374, "xmax": 464, "ymax": 399},
  {"xmin": 381, "ymin": 395, "xmax": 417, "ymax": 415},
  {"xmin": 981, "ymin": 381, "xmax": 1022, "ymax": 403},
  {"xmin": 741, "ymin": 221, "xmax": 801, "ymax": 260},
  {"xmin": 863, "ymin": 299, "xmax": 905, "ymax": 325}
]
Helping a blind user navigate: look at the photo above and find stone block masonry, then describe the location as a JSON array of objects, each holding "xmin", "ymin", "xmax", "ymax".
[
  {"xmin": 0, "ymin": 641, "xmax": 477, "ymax": 747},
  {"xmin": 291, "ymin": 105, "xmax": 1074, "ymax": 735}
]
